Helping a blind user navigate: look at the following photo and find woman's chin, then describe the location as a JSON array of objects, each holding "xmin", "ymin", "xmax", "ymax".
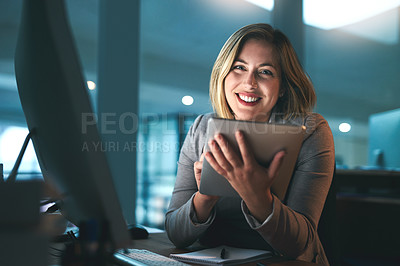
[{"xmin": 234, "ymin": 113, "xmax": 269, "ymax": 122}]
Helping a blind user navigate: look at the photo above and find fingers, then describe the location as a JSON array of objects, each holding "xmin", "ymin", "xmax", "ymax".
[
  {"xmin": 206, "ymin": 134, "xmax": 235, "ymax": 175},
  {"xmin": 208, "ymin": 132, "xmax": 285, "ymax": 180},
  {"xmin": 212, "ymin": 134, "xmax": 242, "ymax": 168},
  {"xmin": 268, "ymin": 150, "xmax": 286, "ymax": 178},
  {"xmin": 235, "ymin": 130, "xmax": 255, "ymax": 166},
  {"xmin": 204, "ymin": 151, "xmax": 227, "ymax": 176}
]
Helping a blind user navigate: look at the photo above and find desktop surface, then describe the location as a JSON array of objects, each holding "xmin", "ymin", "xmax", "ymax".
[
  {"xmin": 49, "ymin": 231, "xmax": 321, "ymax": 266},
  {"xmin": 125, "ymin": 232, "xmax": 321, "ymax": 266}
]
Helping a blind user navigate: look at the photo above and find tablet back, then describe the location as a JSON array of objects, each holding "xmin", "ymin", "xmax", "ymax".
[{"xmin": 200, "ymin": 117, "xmax": 305, "ymax": 200}]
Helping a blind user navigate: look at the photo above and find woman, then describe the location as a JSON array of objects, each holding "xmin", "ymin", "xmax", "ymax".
[{"xmin": 165, "ymin": 23, "xmax": 335, "ymax": 265}]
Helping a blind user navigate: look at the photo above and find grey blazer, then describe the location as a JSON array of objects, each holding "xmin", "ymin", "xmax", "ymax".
[{"xmin": 165, "ymin": 112, "xmax": 335, "ymax": 265}]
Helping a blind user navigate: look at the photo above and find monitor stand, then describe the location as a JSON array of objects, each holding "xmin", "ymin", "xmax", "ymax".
[
  {"xmin": 5, "ymin": 130, "xmax": 33, "ymax": 183},
  {"xmin": 61, "ymin": 219, "xmax": 116, "ymax": 265}
]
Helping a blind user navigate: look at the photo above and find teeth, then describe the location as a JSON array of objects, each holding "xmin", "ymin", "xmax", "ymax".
[{"xmin": 239, "ymin": 94, "xmax": 259, "ymax": 103}]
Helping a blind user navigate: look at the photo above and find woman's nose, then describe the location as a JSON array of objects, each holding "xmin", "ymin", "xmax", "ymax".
[{"xmin": 244, "ymin": 71, "xmax": 257, "ymax": 88}]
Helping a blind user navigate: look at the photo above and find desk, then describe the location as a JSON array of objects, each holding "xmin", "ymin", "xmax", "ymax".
[
  {"xmin": 335, "ymin": 169, "xmax": 400, "ymax": 260},
  {"xmin": 129, "ymin": 232, "xmax": 320, "ymax": 266},
  {"xmin": 336, "ymin": 169, "xmax": 400, "ymax": 196},
  {"xmin": 49, "ymin": 232, "xmax": 320, "ymax": 265}
]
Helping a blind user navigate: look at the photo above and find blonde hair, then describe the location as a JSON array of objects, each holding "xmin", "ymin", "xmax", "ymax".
[{"xmin": 209, "ymin": 23, "xmax": 316, "ymax": 120}]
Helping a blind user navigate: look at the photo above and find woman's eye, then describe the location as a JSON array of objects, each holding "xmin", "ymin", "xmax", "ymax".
[
  {"xmin": 233, "ymin": 65, "xmax": 245, "ymax": 71},
  {"xmin": 259, "ymin": 69, "xmax": 273, "ymax": 76}
]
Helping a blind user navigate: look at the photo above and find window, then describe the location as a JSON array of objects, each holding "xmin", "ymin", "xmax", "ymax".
[
  {"xmin": 135, "ymin": 113, "xmax": 197, "ymax": 229},
  {"xmin": 0, "ymin": 124, "xmax": 41, "ymax": 180}
]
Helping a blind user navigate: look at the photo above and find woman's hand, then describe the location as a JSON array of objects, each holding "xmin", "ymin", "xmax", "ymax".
[
  {"xmin": 193, "ymin": 153, "xmax": 219, "ymax": 223},
  {"xmin": 205, "ymin": 130, "xmax": 285, "ymax": 223},
  {"xmin": 193, "ymin": 153, "xmax": 205, "ymax": 190}
]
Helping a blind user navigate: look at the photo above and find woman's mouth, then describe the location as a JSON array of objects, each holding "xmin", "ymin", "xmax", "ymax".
[{"xmin": 236, "ymin": 93, "xmax": 261, "ymax": 106}]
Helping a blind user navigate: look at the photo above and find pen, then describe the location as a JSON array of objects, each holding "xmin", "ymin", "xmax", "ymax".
[{"xmin": 220, "ymin": 248, "xmax": 226, "ymax": 259}]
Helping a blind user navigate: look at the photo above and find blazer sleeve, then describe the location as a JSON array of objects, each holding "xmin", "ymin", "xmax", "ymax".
[
  {"xmin": 164, "ymin": 114, "xmax": 216, "ymax": 248},
  {"xmin": 243, "ymin": 113, "xmax": 335, "ymax": 263}
]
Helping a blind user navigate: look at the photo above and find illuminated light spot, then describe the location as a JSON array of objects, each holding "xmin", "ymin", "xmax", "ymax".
[
  {"xmin": 182, "ymin": 95, "xmax": 194, "ymax": 106},
  {"xmin": 303, "ymin": 0, "xmax": 400, "ymax": 30},
  {"xmin": 339, "ymin": 122, "xmax": 351, "ymax": 133},
  {"xmin": 87, "ymin": 81, "xmax": 96, "ymax": 91},
  {"xmin": 245, "ymin": 0, "xmax": 274, "ymax": 11}
]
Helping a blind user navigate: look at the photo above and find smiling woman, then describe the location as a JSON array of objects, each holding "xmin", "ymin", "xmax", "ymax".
[
  {"xmin": 209, "ymin": 24, "xmax": 315, "ymax": 122},
  {"xmin": 224, "ymin": 39, "xmax": 280, "ymax": 122},
  {"xmin": 165, "ymin": 23, "xmax": 335, "ymax": 265}
]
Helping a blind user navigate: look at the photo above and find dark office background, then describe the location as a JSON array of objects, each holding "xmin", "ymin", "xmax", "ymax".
[{"xmin": 1, "ymin": 2, "xmax": 399, "ymax": 258}]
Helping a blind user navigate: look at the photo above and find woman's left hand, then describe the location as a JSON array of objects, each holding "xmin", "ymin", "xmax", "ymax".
[{"xmin": 204, "ymin": 130, "xmax": 285, "ymax": 222}]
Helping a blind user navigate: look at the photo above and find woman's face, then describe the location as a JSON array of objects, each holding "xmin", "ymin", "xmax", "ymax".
[{"xmin": 224, "ymin": 38, "xmax": 280, "ymax": 122}]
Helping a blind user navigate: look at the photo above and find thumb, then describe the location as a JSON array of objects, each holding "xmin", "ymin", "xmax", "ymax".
[
  {"xmin": 199, "ymin": 153, "xmax": 205, "ymax": 163},
  {"xmin": 195, "ymin": 153, "xmax": 205, "ymax": 176}
]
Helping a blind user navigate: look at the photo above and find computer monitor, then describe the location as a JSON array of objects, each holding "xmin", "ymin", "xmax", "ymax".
[
  {"xmin": 14, "ymin": 0, "xmax": 131, "ymax": 248},
  {"xmin": 368, "ymin": 108, "xmax": 400, "ymax": 171}
]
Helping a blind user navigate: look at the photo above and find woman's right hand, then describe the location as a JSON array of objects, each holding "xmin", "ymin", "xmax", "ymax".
[
  {"xmin": 193, "ymin": 153, "xmax": 219, "ymax": 222},
  {"xmin": 193, "ymin": 153, "xmax": 205, "ymax": 189}
]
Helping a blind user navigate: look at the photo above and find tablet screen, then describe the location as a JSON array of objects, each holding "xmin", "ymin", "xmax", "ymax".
[{"xmin": 200, "ymin": 117, "xmax": 305, "ymax": 200}]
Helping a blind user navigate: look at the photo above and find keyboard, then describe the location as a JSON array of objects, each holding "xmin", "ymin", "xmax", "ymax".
[{"xmin": 114, "ymin": 249, "xmax": 189, "ymax": 266}]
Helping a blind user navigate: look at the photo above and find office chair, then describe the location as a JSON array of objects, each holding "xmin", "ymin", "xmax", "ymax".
[{"xmin": 318, "ymin": 165, "xmax": 339, "ymax": 266}]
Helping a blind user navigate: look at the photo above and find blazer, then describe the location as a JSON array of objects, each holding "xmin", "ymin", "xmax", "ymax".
[{"xmin": 165, "ymin": 112, "xmax": 335, "ymax": 265}]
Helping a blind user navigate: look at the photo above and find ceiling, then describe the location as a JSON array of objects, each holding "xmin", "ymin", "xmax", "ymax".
[{"xmin": 1, "ymin": 0, "xmax": 399, "ymax": 131}]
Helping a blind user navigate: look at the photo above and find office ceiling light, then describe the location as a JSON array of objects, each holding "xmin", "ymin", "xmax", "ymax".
[
  {"xmin": 182, "ymin": 95, "xmax": 194, "ymax": 106},
  {"xmin": 339, "ymin": 122, "xmax": 351, "ymax": 133},
  {"xmin": 87, "ymin": 80, "xmax": 96, "ymax": 90},
  {"xmin": 303, "ymin": 0, "xmax": 400, "ymax": 30},
  {"xmin": 245, "ymin": 0, "xmax": 274, "ymax": 11}
]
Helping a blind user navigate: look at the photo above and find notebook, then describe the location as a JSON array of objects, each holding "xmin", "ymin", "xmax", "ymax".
[
  {"xmin": 169, "ymin": 246, "xmax": 272, "ymax": 265},
  {"xmin": 200, "ymin": 117, "xmax": 305, "ymax": 200}
]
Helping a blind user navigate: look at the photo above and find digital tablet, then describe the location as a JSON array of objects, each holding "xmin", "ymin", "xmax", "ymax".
[{"xmin": 199, "ymin": 117, "xmax": 305, "ymax": 200}]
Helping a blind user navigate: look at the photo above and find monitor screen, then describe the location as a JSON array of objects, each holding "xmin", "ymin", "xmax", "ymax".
[
  {"xmin": 14, "ymin": 0, "xmax": 130, "ymax": 248},
  {"xmin": 368, "ymin": 108, "xmax": 400, "ymax": 170}
]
